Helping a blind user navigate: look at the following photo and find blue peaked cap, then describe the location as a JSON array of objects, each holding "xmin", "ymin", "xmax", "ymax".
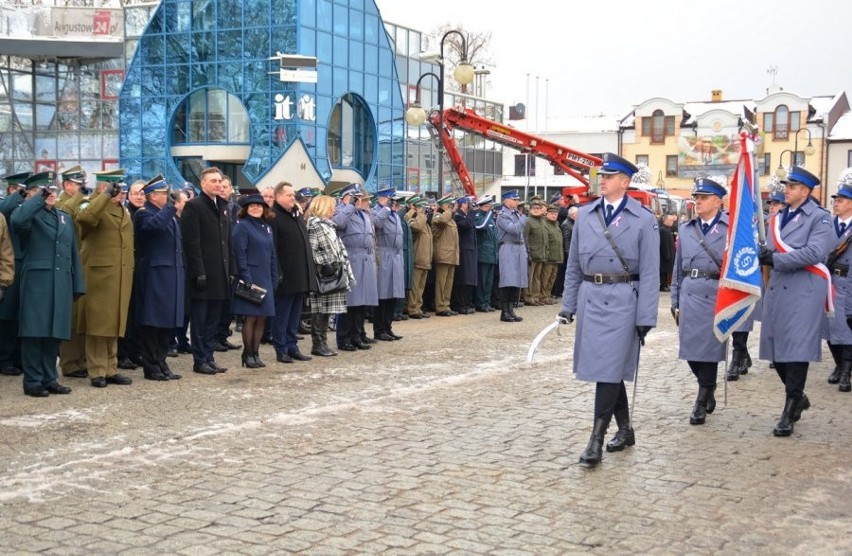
[
  {"xmin": 781, "ymin": 166, "xmax": 820, "ymax": 188},
  {"xmin": 598, "ymin": 152, "xmax": 638, "ymax": 177},
  {"xmin": 768, "ymin": 190, "xmax": 786, "ymax": 203},
  {"xmin": 375, "ymin": 187, "xmax": 395, "ymax": 198},
  {"xmin": 502, "ymin": 189, "xmax": 520, "ymax": 200},
  {"xmin": 692, "ymin": 177, "xmax": 726, "ymax": 198},
  {"xmin": 832, "ymin": 185, "xmax": 852, "ymax": 200}
]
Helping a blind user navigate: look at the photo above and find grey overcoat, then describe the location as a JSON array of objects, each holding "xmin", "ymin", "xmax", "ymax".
[{"xmin": 496, "ymin": 208, "xmax": 528, "ymax": 288}]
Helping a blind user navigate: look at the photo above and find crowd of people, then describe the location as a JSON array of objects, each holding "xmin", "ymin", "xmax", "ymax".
[{"xmin": 0, "ymin": 164, "xmax": 583, "ymax": 397}]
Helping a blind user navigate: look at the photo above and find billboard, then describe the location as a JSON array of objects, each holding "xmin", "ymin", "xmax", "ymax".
[{"xmin": 678, "ymin": 133, "xmax": 765, "ymax": 179}]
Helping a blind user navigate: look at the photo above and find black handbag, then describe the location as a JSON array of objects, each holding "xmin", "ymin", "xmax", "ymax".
[
  {"xmin": 316, "ymin": 263, "xmax": 348, "ymax": 294},
  {"xmin": 234, "ymin": 280, "xmax": 267, "ymax": 305}
]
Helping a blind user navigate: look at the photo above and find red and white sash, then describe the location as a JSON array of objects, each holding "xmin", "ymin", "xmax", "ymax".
[{"xmin": 770, "ymin": 214, "xmax": 835, "ymax": 316}]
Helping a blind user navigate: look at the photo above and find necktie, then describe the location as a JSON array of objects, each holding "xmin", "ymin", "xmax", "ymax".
[
  {"xmin": 605, "ymin": 204, "xmax": 613, "ymax": 224},
  {"xmin": 841, "ymin": 222, "xmax": 847, "ymax": 235},
  {"xmin": 702, "ymin": 222, "xmax": 710, "ymax": 235}
]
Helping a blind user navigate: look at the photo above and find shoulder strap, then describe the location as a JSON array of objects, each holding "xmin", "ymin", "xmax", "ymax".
[
  {"xmin": 827, "ymin": 233, "xmax": 852, "ymax": 268},
  {"xmin": 690, "ymin": 222, "xmax": 723, "ymax": 270},
  {"xmin": 595, "ymin": 208, "xmax": 631, "ymax": 275}
]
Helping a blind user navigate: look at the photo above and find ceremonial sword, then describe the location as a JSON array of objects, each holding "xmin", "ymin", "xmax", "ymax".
[{"xmin": 526, "ymin": 316, "xmax": 570, "ymax": 363}]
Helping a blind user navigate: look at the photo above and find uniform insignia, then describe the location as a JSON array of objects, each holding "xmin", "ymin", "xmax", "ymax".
[
  {"xmin": 80, "ymin": 202, "xmax": 90, "ymax": 211},
  {"xmin": 60, "ymin": 214, "xmax": 65, "ymax": 225},
  {"xmin": 653, "ymin": 224, "xmax": 659, "ymax": 231}
]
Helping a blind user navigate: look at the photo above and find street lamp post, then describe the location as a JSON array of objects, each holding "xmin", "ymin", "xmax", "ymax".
[
  {"xmin": 405, "ymin": 29, "xmax": 474, "ymax": 195},
  {"xmin": 793, "ymin": 127, "xmax": 816, "ymax": 166},
  {"xmin": 776, "ymin": 149, "xmax": 794, "ymax": 178}
]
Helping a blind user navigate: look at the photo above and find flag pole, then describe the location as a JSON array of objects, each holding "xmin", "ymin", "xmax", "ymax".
[{"xmin": 741, "ymin": 120, "xmax": 765, "ymax": 245}]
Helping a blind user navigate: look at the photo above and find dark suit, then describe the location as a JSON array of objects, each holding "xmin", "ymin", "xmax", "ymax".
[
  {"xmin": 134, "ymin": 201, "xmax": 185, "ymax": 376},
  {"xmin": 659, "ymin": 223, "xmax": 676, "ymax": 290},
  {"xmin": 0, "ymin": 193, "xmax": 24, "ymax": 372},
  {"xmin": 270, "ymin": 203, "xmax": 316, "ymax": 356},
  {"xmin": 180, "ymin": 193, "xmax": 235, "ymax": 365},
  {"xmin": 451, "ymin": 209, "xmax": 478, "ymax": 311}
]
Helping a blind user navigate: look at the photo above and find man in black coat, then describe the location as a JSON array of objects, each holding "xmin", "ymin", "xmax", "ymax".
[
  {"xmin": 180, "ymin": 167, "xmax": 236, "ymax": 375},
  {"xmin": 450, "ymin": 197, "xmax": 478, "ymax": 314},
  {"xmin": 270, "ymin": 182, "xmax": 316, "ymax": 363},
  {"xmin": 659, "ymin": 214, "xmax": 676, "ymax": 292}
]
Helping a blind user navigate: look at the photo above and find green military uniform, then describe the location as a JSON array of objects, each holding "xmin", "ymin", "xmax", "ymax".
[
  {"xmin": 541, "ymin": 206, "xmax": 564, "ymax": 305},
  {"xmin": 523, "ymin": 201, "xmax": 548, "ymax": 304},
  {"xmin": 431, "ymin": 195, "xmax": 459, "ymax": 315},
  {"xmin": 76, "ymin": 170, "xmax": 135, "ymax": 383},
  {"xmin": 10, "ymin": 172, "xmax": 85, "ymax": 396},
  {"xmin": 55, "ymin": 166, "xmax": 89, "ymax": 377}
]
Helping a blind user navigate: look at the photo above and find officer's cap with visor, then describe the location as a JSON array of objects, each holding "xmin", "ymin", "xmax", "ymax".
[
  {"xmin": 692, "ymin": 177, "xmax": 727, "ymax": 198},
  {"xmin": 597, "ymin": 152, "xmax": 639, "ymax": 178},
  {"xmin": 61, "ymin": 165, "xmax": 86, "ymax": 184},
  {"xmin": 831, "ymin": 167, "xmax": 852, "ymax": 201},
  {"xmin": 780, "ymin": 166, "xmax": 820, "ymax": 188}
]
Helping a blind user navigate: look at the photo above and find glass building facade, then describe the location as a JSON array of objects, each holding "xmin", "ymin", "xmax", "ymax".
[{"xmin": 0, "ymin": 0, "xmax": 504, "ymax": 195}]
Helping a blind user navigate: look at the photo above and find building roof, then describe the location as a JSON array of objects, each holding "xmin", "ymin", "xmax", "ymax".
[
  {"xmin": 829, "ymin": 111, "xmax": 852, "ymax": 140},
  {"xmin": 681, "ymin": 100, "xmax": 752, "ymax": 126}
]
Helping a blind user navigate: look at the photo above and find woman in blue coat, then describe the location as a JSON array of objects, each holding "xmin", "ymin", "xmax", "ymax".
[
  {"xmin": 671, "ymin": 178, "xmax": 728, "ymax": 425},
  {"xmin": 231, "ymin": 194, "xmax": 277, "ymax": 368}
]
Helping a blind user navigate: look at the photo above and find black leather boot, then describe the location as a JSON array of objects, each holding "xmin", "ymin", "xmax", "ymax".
[
  {"xmin": 705, "ymin": 384, "xmax": 716, "ymax": 414},
  {"xmin": 508, "ymin": 302, "xmax": 523, "ymax": 322},
  {"xmin": 726, "ymin": 350, "xmax": 744, "ymax": 381},
  {"xmin": 773, "ymin": 397, "xmax": 798, "ymax": 437},
  {"xmin": 690, "ymin": 386, "xmax": 713, "ymax": 425},
  {"xmin": 740, "ymin": 349, "xmax": 752, "ymax": 375},
  {"xmin": 500, "ymin": 302, "xmax": 515, "ymax": 322},
  {"xmin": 838, "ymin": 361, "xmax": 851, "ymax": 392},
  {"xmin": 828, "ymin": 365, "xmax": 842, "ymax": 384},
  {"xmin": 578, "ymin": 418, "xmax": 609, "ymax": 465},
  {"xmin": 605, "ymin": 408, "xmax": 634, "ymax": 452},
  {"xmin": 791, "ymin": 394, "xmax": 810, "ymax": 422},
  {"xmin": 254, "ymin": 351, "xmax": 266, "ymax": 368}
]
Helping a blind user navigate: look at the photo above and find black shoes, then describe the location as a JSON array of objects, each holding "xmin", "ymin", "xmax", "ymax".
[
  {"xmin": 222, "ymin": 339, "xmax": 242, "ymax": 350},
  {"xmin": 835, "ymin": 361, "xmax": 851, "ymax": 392},
  {"xmin": 311, "ymin": 345, "xmax": 337, "ymax": 357},
  {"xmin": 435, "ymin": 310, "xmax": 457, "ymax": 317},
  {"xmin": 828, "ymin": 365, "xmax": 842, "ymax": 384},
  {"xmin": 337, "ymin": 343, "xmax": 357, "ymax": 352},
  {"xmin": 166, "ymin": 347, "xmax": 179, "ymax": 358},
  {"xmin": 176, "ymin": 344, "xmax": 192, "ymax": 354},
  {"xmin": 106, "ymin": 374, "xmax": 133, "ymax": 385},
  {"xmin": 193, "ymin": 362, "xmax": 218, "ymax": 375},
  {"xmin": 791, "ymin": 394, "xmax": 810, "ymax": 422},
  {"xmin": 117, "ymin": 357, "xmax": 138, "ymax": 370},
  {"xmin": 361, "ymin": 336, "xmax": 377, "ymax": 345},
  {"xmin": 1, "ymin": 366, "xmax": 22, "ymax": 376},
  {"xmin": 289, "ymin": 350, "xmax": 312, "ymax": 361},
  {"xmin": 579, "ymin": 418, "xmax": 609, "ymax": 466},
  {"xmin": 63, "ymin": 369, "xmax": 88, "ymax": 378},
  {"xmin": 773, "ymin": 397, "xmax": 799, "ymax": 437},
  {"xmin": 375, "ymin": 333, "xmax": 395, "ymax": 341},
  {"xmin": 24, "ymin": 387, "xmax": 50, "ymax": 397},
  {"xmin": 144, "ymin": 371, "xmax": 169, "ymax": 381},
  {"xmin": 389, "ymin": 333, "xmax": 403, "ymax": 340},
  {"xmin": 690, "ymin": 385, "xmax": 716, "ymax": 425},
  {"xmin": 212, "ymin": 342, "xmax": 229, "ymax": 352},
  {"xmin": 241, "ymin": 351, "xmax": 263, "ymax": 369},
  {"xmin": 276, "ymin": 352, "xmax": 293, "ymax": 363},
  {"xmin": 91, "ymin": 377, "xmax": 108, "ymax": 388},
  {"xmin": 45, "ymin": 383, "xmax": 72, "ymax": 395},
  {"xmin": 352, "ymin": 341, "xmax": 371, "ymax": 350}
]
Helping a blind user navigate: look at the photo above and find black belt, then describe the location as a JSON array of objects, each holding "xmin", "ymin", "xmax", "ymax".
[
  {"xmin": 583, "ymin": 273, "xmax": 640, "ymax": 284},
  {"xmin": 831, "ymin": 264, "xmax": 849, "ymax": 278},
  {"xmin": 685, "ymin": 268, "xmax": 720, "ymax": 280}
]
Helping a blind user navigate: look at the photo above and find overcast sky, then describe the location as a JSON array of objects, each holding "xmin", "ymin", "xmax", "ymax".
[{"xmin": 377, "ymin": 0, "xmax": 852, "ymax": 122}]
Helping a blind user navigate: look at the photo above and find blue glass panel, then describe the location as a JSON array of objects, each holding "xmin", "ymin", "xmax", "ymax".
[
  {"xmin": 378, "ymin": 46, "xmax": 392, "ymax": 77},
  {"xmin": 191, "ymin": 0, "xmax": 215, "ymax": 31},
  {"xmin": 316, "ymin": 0, "xmax": 332, "ymax": 32},
  {"xmin": 317, "ymin": 31, "xmax": 332, "ymax": 67},
  {"xmin": 316, "ymin": 65, "xmax": 331, "ymax": 95},
  {"xmin": 244, "ymin": 27, "xmax": 271, "ymax": 59},
  {"xmin": 333, "ymin": 35, "xmax": 347, "ymax": 67},
  {"xmin": 300, "ymin": 0, "xmax": 316, "ymax": 27},
  {"xmin": 243, "ymin": 61, "xmax": 269, "ymax": 92},
  {"xmin": 378, "ymin": 77, "xmax": 391, "ymax": 105},
  {"xmin": 142, "ymin": 159, "xmax": 163, "ymax": 178},
  {"xmin": 274, "ymin": 25, "xmax": 302, "ymax": 57},
  {"xmin": 244, "ymin": 0, "xmax": 270, "ymax": 28},
  {"xmin": 297, "ymin": 27, "xmax": 316, "ymax": 57},
  {"xmin": 166, "ymin": 64, "xmax": 189, "ymax": 96},
  {"xmin": 191, "ymin": 63, "xmax": 217, "ymax": 88},
  {"xmin": 364, "ymin": 13, "xmax": 378, "ymax": 44},
  {"xmin": 217, "ymin": 0, "xmax": 241, "ymax": 30},
  {"xmin": 166, "ymin": 33, "xmax": 190, "ymax": 63},
  {"xmin": 270, "ymin": 0, "xmax": 296, "ymax": 25},
  {"xmin": 145, "ymin": 35, "xmax": 166, "ymax": 65},
  {"xmin": 191, "ymin": 32, "xmax": 215, "ymax": 60},
  {"xmin": 119, "ymin": 98, "xmax": 142, "ymax": 157},
  {"xmin": 165, "ymin": 1, "xmax": 191, "ymax": 33},
  {"xmin": 141, "ymin": 66, "xmax": 165, "ymax": 96},
  {"xmin": 364, "ymin": 73, "xmax": 377, "ymax": 105},
  {"xmin": 245, "ymin": 93, "xmax": 270, "ymax": 121},
  {"xmin": 348, "ymin": 7, "xmax": 362, "ymax": 40},
  {"xmin": 218, "ymin": 63, "xmax": 243, "ymax": 93},
  {"xmin": 363, "ymin": 0, "xmax": 377, "ymax": 15},
  {"xmin": 217, "ymin": 30, "xmax": 242, "ymax": 59},
  {"xmin": 349, "ymin": 41, "xmax": 363, "ymax": 71},
  {"xmin": 332, "ymin": 2, "xmax": 347, "ymax": 34},
  {"xmin": 348, "ymin": 70, "xmax": 362, "ymax": 92},
  {"xmin": 332, "ymin": 67, "xmax": 346, "ymax": 92},
  {"xmin": 123, "ymin": 65, "xmax": 142, "ymax": 98},
  {"xmin": 364, "ymin": 43, "xmax": 377, "ymax": 74},
  {"xmin": 147, "ymin": 7, "xmax": 164, "ymax": 34}
]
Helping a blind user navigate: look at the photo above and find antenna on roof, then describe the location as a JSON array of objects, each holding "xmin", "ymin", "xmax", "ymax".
[{"xmin": 766, "ymin": 65, "xmax": 780, "ymax": 94}]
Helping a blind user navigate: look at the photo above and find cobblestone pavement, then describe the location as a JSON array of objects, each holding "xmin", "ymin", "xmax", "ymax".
[{"xmin": 0, "ymin": 300, "xmax": 850, "ymax": 554}]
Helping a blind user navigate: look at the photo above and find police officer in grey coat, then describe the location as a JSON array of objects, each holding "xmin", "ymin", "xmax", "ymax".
[
  {"xmin": 671, "ymin": 178, "xmax": 728, "ymax": 425},
  {"xmin": 496, "ymin": 190, "xmax": 527, "ymax": 322},
  {"xmin": 560, "ymin": 153, "xmax": 660, "ymax": 466},
  {"xmin": 758, "ymin": 166, "xmax": 835, "ymax": 437},
  {"xmin": 372, "ymin": 188, "xmax": 405, "ymax": 341},
  {"xmin": 333, "ymin": 184, "xmax": 378, "ymax": 350},
  {"xmin": 823, "ymin": 173, "xmax": 852, "ymax": 392}
]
